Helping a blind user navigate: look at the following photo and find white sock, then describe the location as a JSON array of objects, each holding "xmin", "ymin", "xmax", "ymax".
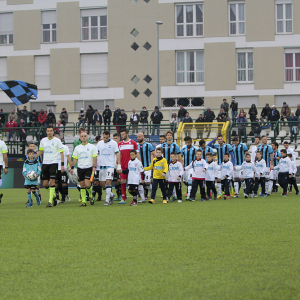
[
  {"xmin": 148, "ymin": 184, "xmax": 152, "ymax": 196},
  {"xmin": 268, "ymin": 181, "xmax": 272, "ymax": 194},
  {"xmin": 217, "ymin": 182, "xmax": 221, "ymax": 195},
  {"xmin": 188, "ymin": 185, "xmax": 192, "ymax": 197},
  {"xmin": 138, "ymin": 185, "xmax": 145, "ymax": 200},
  {"xmin": 173, "ymin": 187, "xmax": 177, "ymax": 197},
  {"xmin": 241, "ymin": 180, "xmax": 246, "ymax": 190},
  {"xmin": 106, "ymin": 187, "xmax": 111, "ymax": 202},
  {"xmin": 234, "ymin": 182, "xmax": 239, "ymax": 195}
]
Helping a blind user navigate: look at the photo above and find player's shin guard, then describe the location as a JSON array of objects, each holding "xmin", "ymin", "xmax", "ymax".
[
  {"xmin": 217, "ymin": 181, "xmax": 222, "ymax": 195},
  {"xmin": 49, "ymin": 186, "xmax": 55, "ymax": 204},
  {"xmin": 80, "ymin": 188, "xmax": 86, "ymax": 203},
  {"xmin": 87, "ymin": 186, "xmax": 93, "ymax": 198},
  {"xmin": 138, "ymin": 184, "xmax": 145, "ymax": 200},
  {"xmin": 105, "ymin": 185, "xmax": 112, "ymax": 202},
  {"xmin": 234, "ymin": 181, "xmax": 239, "ymax": 195},
  {"xmin": 27, "ymin": 192, "xmax": 32, "ymax": 206},
  {"xmin": 121, "ymin": 183, "xmax": 126, "ymax": 200}
]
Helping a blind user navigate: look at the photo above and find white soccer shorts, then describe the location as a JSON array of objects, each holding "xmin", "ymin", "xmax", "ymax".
[
  {"xmin": 144, "ymin": 170, "xmax": 152, "ymax": 183},
  {"xmin": 99, "ymin": 167, "xmax": 114, "ymax": 182},
  {"xmin": 264, "ymin": 167, "xmax": 271, "ymax": 179},
  {"xmin": 270, "ymin": 169, "xmax": 278, "ymax": 180}
]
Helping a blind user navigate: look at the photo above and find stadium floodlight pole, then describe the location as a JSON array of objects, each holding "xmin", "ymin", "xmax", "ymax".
[{"xmin": 156, "ymin": 21, "xmax": 163, "ymax": 109}]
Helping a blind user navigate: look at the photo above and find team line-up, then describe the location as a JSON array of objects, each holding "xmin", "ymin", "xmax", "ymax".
[{"xmin": 0, "ymin": 126, "xmax": 298, "ymax": 207}]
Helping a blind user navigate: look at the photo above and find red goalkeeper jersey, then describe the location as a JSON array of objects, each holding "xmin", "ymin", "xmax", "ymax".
[{"xmin": 118, "ymin": 139, "xmax": 139, "ymax": 170}]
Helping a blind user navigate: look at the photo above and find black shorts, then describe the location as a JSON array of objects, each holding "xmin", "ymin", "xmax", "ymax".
[
  {"xmin": 41, "ymin": 164, "xmax": 58, "ymax": 181},
  {"xmin": 77, "ymin": 167, "xmax": 93, "ymax": 182},
  {"xmin": 94, "ymin": 170, "xmax": 100, "ymax": 182},
  {"xmin": 25, "ymin": 185, "xmax": 38, "ymax": 190},
  {"xmin": 55, "ymin": 170, "xmax": 62, "ymax": 184},
  {"xmin": 113, "ymin": 169, "xmax": 120, "ymax": 181},
  {"xmin": 60, "ymin": 171, "xmax": 68, "ymax": 184},
  {"xmin": 0, "ymin": 165, "xmax": 2, "ymax": 179}
]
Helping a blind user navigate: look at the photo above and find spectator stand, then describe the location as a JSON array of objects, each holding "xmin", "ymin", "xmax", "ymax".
[{"xmin": 177, "ymin": 121, "xmax": 230, "ymax": 148}]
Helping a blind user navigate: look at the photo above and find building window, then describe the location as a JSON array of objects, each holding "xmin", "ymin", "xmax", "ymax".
[
  {"xmin": 285, "ymin": 50, "xmax": 300, "ymax": 82},
  {"xmin": 35, "ymin": 56, "xmax": 50, "ymax": 89},
  {"xmin": 176, "ymin": 4, "xmax": 203, "ymax": 37},
  {"xmin": 276, "ymin": 2, "xmax": 292, "ymax": 34},
  {"xmin": 237, "ymin": 50, "xmax": 253, "ymax": 83},
  {"xmin": 0, "ymin": 13, "xmax": 13, "ymax": 45},
  {"xmin": 81, "ymin": 53, "xmax": 108, "ymax": 88},
  {"xmin": 229, "ymin": 2, "xmax": 245, "ymax": 35},
  {"xmin": 162, "ymin": 97, "xmax": 204, "ymax": 108},
  {"xmin": 176, "ymin": 51, "xmax": 204, "ymax": 84},
  {"xmin": 41, "ymin": 11, "xmax": 56, "ymax": 43},
  {"xmin": 81, "ymin": 8, "xmax": 107, "ymax": 41}
]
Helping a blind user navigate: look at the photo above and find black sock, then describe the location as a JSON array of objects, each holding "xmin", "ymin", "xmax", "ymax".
[{"xmin": 115, "ymin": 184, "xmax": 121, "ymax": 197}]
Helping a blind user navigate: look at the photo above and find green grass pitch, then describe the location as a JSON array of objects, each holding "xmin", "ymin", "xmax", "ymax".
[{"xmin": 1, "ymin": 187, "xmax": 300, "ymax": 300}]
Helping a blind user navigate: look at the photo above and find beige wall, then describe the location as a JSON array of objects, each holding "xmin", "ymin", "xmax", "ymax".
[
  {"xmin": 254, "ymin": 47, "xmax": 284, "ymax": 90},
  {"xmin": 293, "ymin": 0, "xmax": 300, "ymax": 34},
  {"xmin": 57, "ymin": 2, "xmax": 80, "ymax": 43},
  {"xmin": 7, "ymin": 0, "xmax": 33, "ymax": 4},
  {"xmin": 14, "ymin": 10, "xmax": 41, "ymax": 51},
  {"xmin": 203, "ymin": 97, "xmax": 230, "ymax": 109},
  {"xmin": 159, "ymin": 4, "xmax": 175, "ymax": 39},
  {"xmin": 50, "ymin": 48, "xmax": 80, "ymax": 95},
  {"xmin": 246, "ymin": 0, "xmax": 275, "ymax": 42},
  {"xmin": 7, "ymin": 56, "xmax": 34, "ymax": 83},
  {"xmin": 204, "ymin": 0, "xmax": 228, "ymax": 37},
  {"xmin": 54, "ymin": 100, "xmax": 75, "ymax": 113},
  {"xmin": 259, "ymin": 95, "xmax": 275, "ymax": 107},
  {"xmin": 108, "ymin": 0, "xmax": 160, "ymax": 109},
  {"xmin": 204, "ymin": 42, "xmax": 236, "ymax": 91},
  {"xmin": 160, "ymin": 50, "xmax": 176, "ymax": 86}
]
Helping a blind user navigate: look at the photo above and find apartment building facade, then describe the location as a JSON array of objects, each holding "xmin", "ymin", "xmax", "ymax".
[{"xmin": 0, "ymin": 0, "xmax": 299, "ymax": 120}]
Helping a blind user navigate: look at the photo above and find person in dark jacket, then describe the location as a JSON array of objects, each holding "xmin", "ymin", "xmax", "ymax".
[
  {"xmin": 0, "ymin": 109, "xmax": 5, "ymax": 127},
  {"xmin": 195, "ymin": 113, "xmax": 206, "ymax": 139},
  {"xmin": 17, "ymin": 106, "xmax": 29, "ymax": 123},
  {"xmin": 59, "ymin": 108, "xmax": 68, "ymax": 131},
  {"xmin": 204, "ymin": 107, "xmax": 215, "ymax": 137},
  {"xmin": 268, "ymin": 105, "xmax": 280, "ymax": 134},
  {"xmin": 93, "ymin": 109, "xmax": 102, "ymax": 136},
  {"xmin": 29, "ymin": 110, "xmax": 38, "ymax": 127},
  {"xmin": 237, "ymin": 112, "xmax": 247, "ymax": 142},
  {"xmin": 260, "ymin": 103, "xmax": 271, "ymax": 122},
  {"xmin": 102, "ymin": 105, "xmax": 112, "ymax": 130},
  {"xmin": 18, "ymin": 118, "xmax": 27, "ymax": 142},
  {"xmin": 248, "ymin": 104, "xmax": 257, "ymax": 122},
  {"xmin": 118, "ymin": 109, "xmax": 127, "ymax": 131},
  {"xmin": 217, "ymin": 109, "xmax": 227, "ymax": 122},
  {"xmin": 288, "ymin": 111, "xmax": 299, "ymax": 143},
  {"xmin": 178, "ymin": 105, "xmax": 187, "ymax": 123},
  {"xmin": 113, "ymin": 106, "xmax": 121, "ymax": 132},
  {"xmin": 220, "ymin": 99, "xmax": 229, "ymax": 116},
  {"xmin": 140, "ymin": 106, "xmax": 149, "ymax": 134},
  {"xmin": 47, "ymin": 109, "xmax": 56, "ymax": 125},
  {"xmin": 150, "ymin": 106, "xmax": 163, "ymax": 135},
  {"xmin": 182, "ymin": 112, "xmax": 193, "ymax": 137},
  {"xmin": 85, "ymin": 105, "xmax": 95, "ymax": 134},
  {"xmin": 230, "ymin": 98, "xmax": 238, "ymax": 122},
  {"xmin": 130, "ymin": 109, "xmax": 140, "ymax": 134}
]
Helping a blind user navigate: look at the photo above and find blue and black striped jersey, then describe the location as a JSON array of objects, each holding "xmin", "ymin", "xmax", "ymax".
[
  {"xmin": 181, "ymin": 145, "xmax": 197, "ymax": 168},
  {"xmin": 272, "ymin": 149, "xmax": 281, "ymax": 167},
  {"xmin": 200, "ymin": 146, "xmax": 214, "ymax": 162},
  {"xmin": 138, "ymin": 142, "xmax": 155, "ymax": 168},
  {"xmin": 232, "ymin": 143, "xmax": 248, "ymax": 166},
  {"xmin": 162, "ymin": 142, "xmax": 181, "ymax": 164},
  {"xmin": 257, "ymin": 144, "xmax": 273, "ymax": 167},
  {"xmin": 213, "ymin": 143, "xmax": 233, "ymax": 165}
]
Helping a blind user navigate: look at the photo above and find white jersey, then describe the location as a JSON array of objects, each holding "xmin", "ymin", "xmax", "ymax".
[
  {"xmin": 97, "ymin": 139, "xmax": 119, "ymax": 168},
  {"xmin": 218, "ymin": 161, "xmax": 233, "ymax": 180},
  {"xmin": 290, "ymin": 160, "xmax": 297, "ymax": 177},
  {"xmin": 274, "ymin": 157, "xmax": 293, "ymax": 174},
  {"xmin": 286, "ymin": 147, "xmax": 296, "ymax": 161},
  {"xmin": 39, "ymin": 137, "xmax": 64, "ymax": 165},
  {"xmin": 185, "ymin": 159, "xmax": 207, "ymax": 180},
  {"xmin": 205, "ymin": 161, "xmax": 218, "ymax": 181},
  {"xmin": 58, "ymin": 145, "xmax": 70, "ymax": 171},
  {"xmin": 251, "ymin": 145, "xmax": 258, "ymax": 163},
  {"xmin": 127, "ymin": 158, "xmax": 144, "ymax": 185},
  {"xmin": 72, "ymin": 144, "xmax": 97, "ymax": 169},
  {"xmin": 0, "ymin": 140, "xmax": 8, "ymax": 166},
  {"xmin": 235, "ymin": 161, "xmax": 256, "ymax": 179},
  {"xmin": 255, "ymin": 159, "xmax": 266, "ymax": 177},
  {"xmin": 168, "ymin": 160, "xmax": 184, "ymax": 182}
]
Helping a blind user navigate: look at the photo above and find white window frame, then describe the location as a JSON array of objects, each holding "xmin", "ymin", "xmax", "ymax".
[
  {"xmin": 41, "ymin": 11, "xmax": 57, "ymax": 43},
  {"xmin": 81, "ymin": 9, "xmax": 108, "ymax": 41},
  {"xmin": 0, "ymin": 13, "xmax": 13, "ymax": 45},
  {"xmin": 176, "ymin": 50, "xmax": 205, "ymax": 85},
  {"xmin": 236, "ymin": 49, "xmax": 254, "ymax": 83},
  {"xmin": 276, "ymin": 2, "xmax": 293, "ymax": 34},
  {"xmin": 175, "ymin": 3, "xmax": 204, "ymax": 38},
  {"xmin": 228, "ymin": 1, "xmax": 245, "ymax": 36},
  {"xmin": 284, "ymin": 48, "xmax": 300, "ymax": 82}
]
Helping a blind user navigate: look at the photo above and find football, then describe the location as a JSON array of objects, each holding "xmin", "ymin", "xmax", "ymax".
[{"xmin": 27, "ymin": 171, "xmax": 38, "ymax": 181}]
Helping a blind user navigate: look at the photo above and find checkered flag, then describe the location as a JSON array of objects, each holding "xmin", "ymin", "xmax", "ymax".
[{"xmin": 0, "ymin": 80, "xmax": 38, "ymax": 106}]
